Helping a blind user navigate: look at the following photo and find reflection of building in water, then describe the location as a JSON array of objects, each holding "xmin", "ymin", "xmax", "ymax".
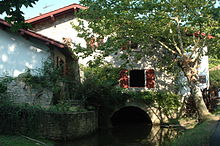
[
  {"xmin": 55, "ymin": 124, "xmax": 180, "ymax": 146},
  {"xmin": 146, "ymin": 125, "xmax": 179, "ymax": 146}
]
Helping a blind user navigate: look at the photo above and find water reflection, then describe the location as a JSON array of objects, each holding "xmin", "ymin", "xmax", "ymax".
[{"xmin": 55, "ymin": 123, "xmax": 180, "ymax": 146}]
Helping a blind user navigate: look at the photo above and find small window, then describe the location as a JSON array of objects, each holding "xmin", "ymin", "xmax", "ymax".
[
  {"xmin": 130, "ymin": 70, "xmax": 145, "ymax": 87},
  {"xmin": 56, "ymin": 56, "xmax": 65, "ymax": 75},
  {"xmin": 119, "ymin": 69, "xmax": 155, "ymax": 88},
  {"xmin": 199, "ymin": 75, "xmax": 206, "ymax": 83}
]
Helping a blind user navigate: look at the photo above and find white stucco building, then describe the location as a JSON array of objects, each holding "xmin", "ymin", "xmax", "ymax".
[
  {"xmin": 0, "ymin": 18, "xmax": 79, "ymax": 79},
  {"xmin": 25, "ymin": 3, "xmax": 210, "ymax": 92}
]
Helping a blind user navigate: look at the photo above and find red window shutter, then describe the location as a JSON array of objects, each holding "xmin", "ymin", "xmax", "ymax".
[
  {"xmin": 119, "ymin": 70, "xmax": 129, "ymax": 88},
  {"xmin": 90, "ymin": 38, "xmax": 96, "ymax": 48},
  {"xmin": 146, "ymin": 69, "xmax": 155, "ymax": 88}
]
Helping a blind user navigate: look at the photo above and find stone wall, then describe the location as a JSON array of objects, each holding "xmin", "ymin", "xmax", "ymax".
[
  {"xmin": 6, "ymin": 80, "xmax": 53, "ymax": 107},
  {"xmin": 0, "ymin": 106, "xmax": 98, "ymax": 140},
  {"xmin": 40, "ymin": 111, "xmax": 98, "ymax": 140}
]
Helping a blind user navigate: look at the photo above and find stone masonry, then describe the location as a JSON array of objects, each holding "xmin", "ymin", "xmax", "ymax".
[{"xmin": 6, "ymin": 79, "xmax": 53, "ymax": 107}]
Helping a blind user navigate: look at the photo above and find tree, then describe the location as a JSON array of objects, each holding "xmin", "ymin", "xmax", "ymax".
[
  {"xmin": 0, "ymin": 0, "xmax": 39, "ymax": 29},
  {"xmin": 74, "ymin": 0, "xmax": 220, "ymax": 120}
]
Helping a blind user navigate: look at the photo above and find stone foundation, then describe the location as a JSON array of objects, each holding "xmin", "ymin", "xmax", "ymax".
[
  {"xmin": 0, "ymin": 108, "xmax": 98, "ymax": 140},
  {"xmin": 40, "ymin": 111, "xmax": 98, "ymax": 140},
  {"xmin": 6, "ymin": 80, "xmax": 53, "ymax": 107}
]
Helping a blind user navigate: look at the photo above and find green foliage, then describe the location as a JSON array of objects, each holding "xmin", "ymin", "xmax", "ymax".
[
  {"xmin": 126, "ymin": 90, "xmax": 181, "ymax": 120},
  {"xmin": 48, "ymin": 102, "xmax": 87, "ymax": 113},
  {"xmin": 73, "ymin": 65, "xmax": 181, "ymax": 119},
  {"xmin": 72, "ymin": 65, "xmax": 128, "ymax": 111},
  {"xmin": 0, "ymin": 77, "xmax": 13, "ymax": 93},
  {"xmin": 76, "ymin": 0, "xmax": 219, "ymax": 119},
  {"xmin": 154, "ymin": 91, "xmax": 181, "ymax": 119},
  {"xmin": 209, "ymin": 70, "xmax": 220, "ymax": 87},
  {"xmin": 0, "ymin": 77, "xmax": 13, "ymax": 103},
  {"xmin": 126, "ymin": 91, "xmax": 155, "ymax": 105},
  {"xmin": 0, "ymin": 0, "xmax": 38, "ymax": 30},
  {"xmin": 18, "ymin": 61, "xmax": 63, "ymax": 90},
  {"xmin": 209, "ymin": 58, "xmax": 220, "ymax": 69},
  {"xmin": 167, "ymin": 120, "xmax": 216, "ymax": 146},
  {"xmin": 0, "ymin": 82, "xmax": 7, "ymax": 93},
  {"xmin": 0, "ymin": 135, "xmax": 54, "ymax": 146},
  {"xmin": 83, "ymin": 65, "xmax": 122, "ymax": 86},
  {"xmin": 17, "ymin": 60, "xmax": 76, "ymax": 104},
  {"xmin": 0, "ymin": 103, "xmax": 43, "ymax": 136},
  {"xmin": 0, "ymin": 102, "xmax": 87, "ymax": 137},
  {"xmin": 76, "ymin": 0, "xmax": 219, "ymax": 63}
]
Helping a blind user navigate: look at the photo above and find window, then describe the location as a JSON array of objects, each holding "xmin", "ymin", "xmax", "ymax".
[
  {"xmin": 56, "ymin": 56, "xmax": 66, "ymax": 75},
  {"xmin": 199, "ymin": 75, "xmax": 206, "ymax": 83},
  {"xmin": 130, "ymin": 70, "xmax": 145, "ymax": 87},
  {"xmin": 119, "ymin": 69, "xmax": 155, "ymax": 88}
]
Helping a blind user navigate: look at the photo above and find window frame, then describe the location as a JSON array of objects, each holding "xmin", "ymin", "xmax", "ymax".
[{"xmin": 119, "ymin": 69, "xmax": 155, "ymax": 89}]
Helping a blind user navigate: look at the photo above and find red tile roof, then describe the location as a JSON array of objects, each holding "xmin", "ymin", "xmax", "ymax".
[
  {"xmin": 25, "ymin": 3, "xmax": 86, "ymax": 24},
  {"xmin": 0, "ymin": 19, "xmax": 74, "ymax": 59},
  {"xmin": 193, "ymin": 31, "xmax": 215, "ymax": 39}
]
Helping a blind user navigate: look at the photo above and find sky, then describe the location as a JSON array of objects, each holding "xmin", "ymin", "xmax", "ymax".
[
  {"xmin": 22, "ymin": 0, "xmax": 80, "ymax": 19},
  {"xmin": 0, "ymin": 0, "xmax": 80, "ymax": 20}
]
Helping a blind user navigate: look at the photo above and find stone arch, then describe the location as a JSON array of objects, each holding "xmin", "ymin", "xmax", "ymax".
[{"xmin": 110, "ymin": 106, "xmax": 152, "ymax": 126}]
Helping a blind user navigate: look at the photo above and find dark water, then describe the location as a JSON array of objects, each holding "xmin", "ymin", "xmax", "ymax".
[{"xmin": 55, "ymin": 123, "xmax": 180, "ymax": 146}]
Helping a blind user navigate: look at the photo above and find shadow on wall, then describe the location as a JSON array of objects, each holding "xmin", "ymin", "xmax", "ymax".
[{"xmin": 0, "ymin": 29, "xmax": 50, "ymax": 77}]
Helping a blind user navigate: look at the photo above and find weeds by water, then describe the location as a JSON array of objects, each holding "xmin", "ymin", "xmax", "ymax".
[
  {"xmin": 0, "ymin": 135, "xmax": 54, "ymax": 146},
  {"xmin": 165, "ymin": 119, "xmax": 217, "ymax": 146}
]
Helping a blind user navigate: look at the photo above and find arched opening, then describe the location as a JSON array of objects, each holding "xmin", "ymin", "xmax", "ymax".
[
  {"xmin": 111, "ymin": 106, "xmax": 152, "ymax": 126},
  {"xmin": 110, "ymin": 106, "xmax": 152, "ymax": 143}
]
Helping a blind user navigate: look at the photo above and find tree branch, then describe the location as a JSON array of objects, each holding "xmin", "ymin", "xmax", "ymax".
[
  {"xmin": 170, "ymin": 28, "xmax": 183, "ymax": 56},
  {"xmin": 149, "ymin": 35, "xmax": 178, "ymax": 55}
]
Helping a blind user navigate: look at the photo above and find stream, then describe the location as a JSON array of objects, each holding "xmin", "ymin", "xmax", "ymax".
[{"xmin": 55, "ymin": 123, "xmax": 181, "ymax": 146}]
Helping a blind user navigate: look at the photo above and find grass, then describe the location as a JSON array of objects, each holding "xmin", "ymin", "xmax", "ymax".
[
  {"xmin": 166, "ymin": 119, "xmax": 217, "ymax": 146},
  {"xmin": 0, "ymin": 135, "xmax": 54, "ymax": 146},
  {"xmin": 209, "ymin": 58, "xmax": 220, "ymax": 69}
]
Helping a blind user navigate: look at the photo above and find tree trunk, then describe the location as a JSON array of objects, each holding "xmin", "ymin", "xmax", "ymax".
[
  {"xmin": 181, "ymin": 59, "xmax": 212, "ymax": 120},
  {"xmin": 189, "ymin": 82, "xmax": 212, "ymax": 120}
]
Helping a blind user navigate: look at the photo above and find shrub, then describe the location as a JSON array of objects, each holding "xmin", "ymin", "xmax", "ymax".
[
  {"xmin": 48, "ymin": 102, "xmax": 87, "ymax": 113},
  {"xmin": 0, "ymin": 102, "xmax": 87, "ymax": 136},
  {"xmin": 16, "ymin": 60, "xmax": 77, "ymax": 104},
  {"xmin": 0, "ymin": 103, "xmax": 43, "ymax": 136},
  {"xmin": 209, "ymin": 70, "xmax": 220, "ymax": 87},
  {"xmin": 0, "ymin": 77, "xmax": 13, "ymax": 93},
  {"xmin": 72, "ymin": 65, "xmax": 128, "ymax": 112},
  {"xmin": 125, "ymin": 90, "xmax": 181, "ymax": 121}
]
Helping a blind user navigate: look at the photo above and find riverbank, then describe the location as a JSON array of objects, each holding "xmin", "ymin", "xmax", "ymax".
[
  {"xmin": 0, "ymin": 135, "xmax": 54, "ymax": 146},
  {"xmin": 167, "ymin": 117, "xmax": 219, "ymax": 146},
  {"xmin": 1, "ymin": 118, "xmax": 218, "ymax": 146}
]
